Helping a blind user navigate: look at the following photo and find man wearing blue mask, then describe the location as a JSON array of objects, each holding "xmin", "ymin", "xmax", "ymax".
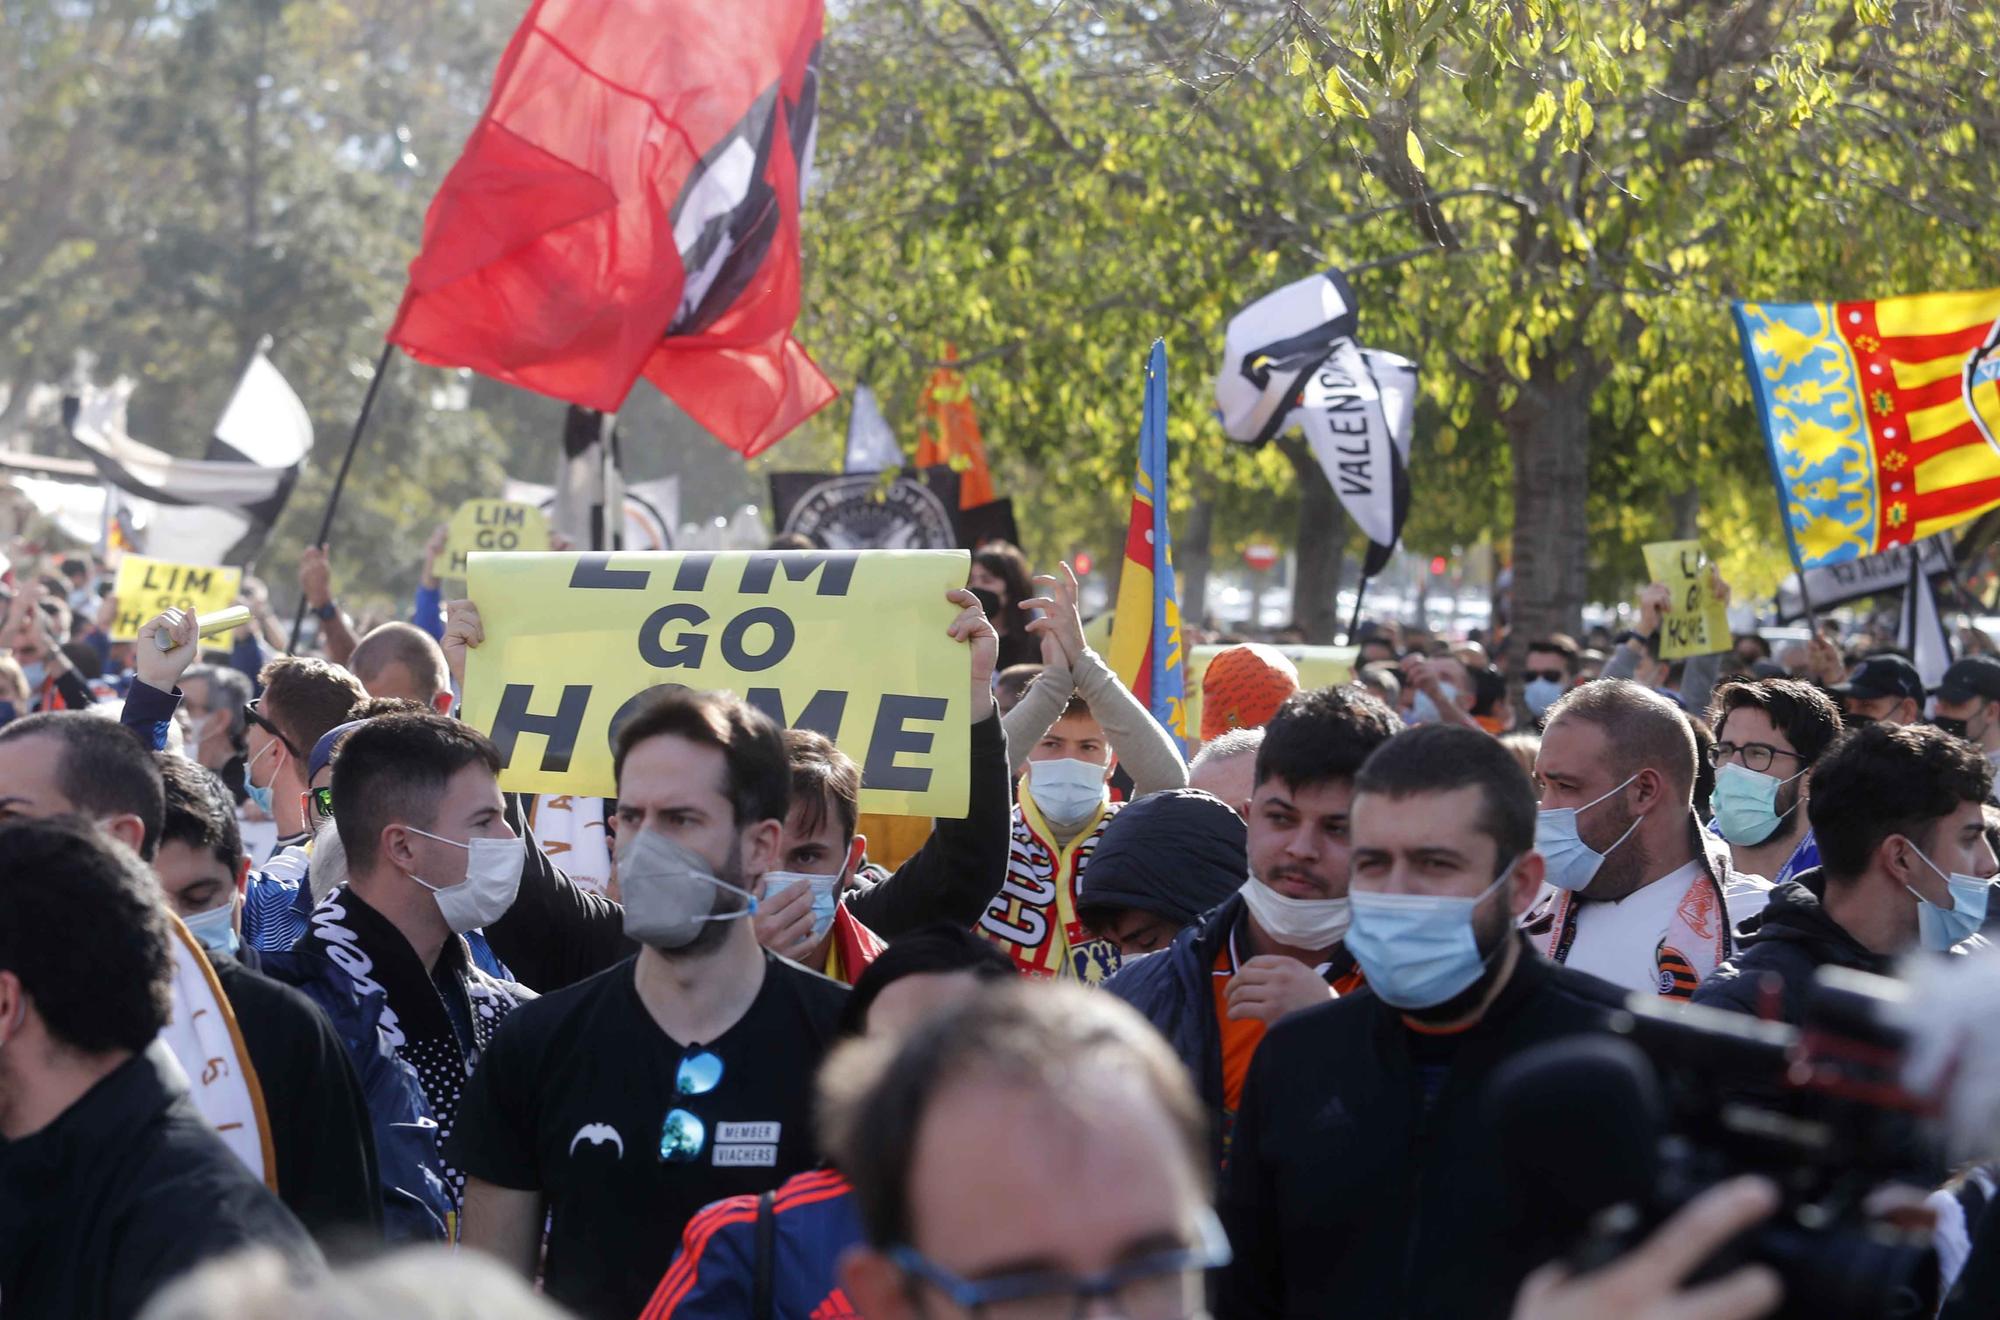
[
  {"xmin": 1521, "ymin": 636, "xmax": 1580, "ymax": 724},
  {"xmin": 1696, "ymin": 722, "xmax": 1997, "ymax": 1024},
  {"xmin": 1707, "ymin": 677, "xmax": 1842, "ymax": 887},
  {"xmin": 1219, "ymin": 724, "xmax": 1622, "ymax": 1318},
  {"xmin": 1524, "ymin": 679, "xmax": 1756, "ymax": 998}
]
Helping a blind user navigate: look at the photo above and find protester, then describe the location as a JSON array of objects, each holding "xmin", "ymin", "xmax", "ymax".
[
  {"xmin": 1401, "ymin": 652, "xmax": 1481, "ymax": 728},
  {"xmin": 639, "ymin": 924, "xmax": 1016, "ymax": 1319},
  {"xmin": 0, "ymin": 817, "xmax": 322, "ymax": 1317},
  {"xmin": 1220, "ymin": 724, "xmax": 1624, "ymax": 1316},
  {"xmin": 822, "ymin": 983, "xmax": 1231, "ymax": 1320},
  {"xmin": 1933, "ymin": 656, "xmax": 2000, "ymax": 782},
  {"xmin": 968, "ymin": 540, "xmax": 1039, "ymax": 671},
  {"xmin": 1606, "ymin": 582, "xmax": 1724, "ymax": 715},
  {"xmin": 348, "ymin": 622, "xmax": 456, "ymax": 714},
  {"xmin": 1107, "ymin": 687, "xmax": 1396, "ymax": 1161},
  {"xmin": 178, "ymin": 662, "xmax": 254, "ymax": 796},
  {"xmin": 299, "ymin": 545, "xmax": 358, "ymax": 667},
  {"xmin": 988, "ymin": 563, "xmax": 1187, "ymax": 981},
  {"xmin": 1197, "ymin": 641, "xmax": 1299, "ymax": 744},
  {"xmin": 450, "ymin": 688, "xmax": 847, "ymax": 1320},
  {"xmin": 1707, "ymin": 677, "xmax": 1842, "ymax": 886},
  {"xmin": 1697, "ymin": 722, "xmax": 1997, "ymax": 1022},
  {"xmin": 249, "ymin": 654, "xmax": 369, "ymax": 852},
  {"xmin": 992, "ymin": 661, "xmax": 1041, "ymax": 715},
  {"xmin": 1186, "ymin": 725, "xmax": 1261, "ymax": 816},
  {"xmin": 140, "ymin": 1245, "xmax": 569, "ymax": 1320},
  {"xmin": 1075, "ymin": 788, "xmax": 1246, "ymax": 958},
  {"xmin": 1354, "ymin": 659, "xmax": 1402, "ymax": 711},
  {"xmin": 2, "ymin": 583, "xmax": 92, "ymax": 711},
  {"xmin": 1524, "ymin": 679, "xmax": 1759, "ymax": 995},
  {"xmin": 1522, "ymin": 635, "xmax": 1582, "ymax": 723},
  {"xmin": 1832, "ymin": 652, "xmax": 1925, "ymax": 728}
]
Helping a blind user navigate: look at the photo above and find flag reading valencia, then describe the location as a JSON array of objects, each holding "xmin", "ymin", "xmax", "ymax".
[
  {"xmin": 1107, "ymin": 340, "xmax": 1188, "ymax": 753},
  {"xmin": 388, "ymin": 0, "xmax": 836, "ymax": 457}
]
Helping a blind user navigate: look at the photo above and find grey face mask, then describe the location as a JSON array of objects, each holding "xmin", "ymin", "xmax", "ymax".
[{"xmin": 617, "ymin": 829, "xmax": 758, "ymax": 949}]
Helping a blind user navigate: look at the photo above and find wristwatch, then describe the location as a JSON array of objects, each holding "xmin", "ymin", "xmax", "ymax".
[{"xmin": 313, "ymin": 601, "xmax": 338, "ymax": 622}]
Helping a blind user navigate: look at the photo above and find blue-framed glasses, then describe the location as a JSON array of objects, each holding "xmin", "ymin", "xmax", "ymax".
[
  {"xmin": 659, "ymin": 1046, "xmax": 724, "ymax": 1163},
  {"xmin": 886, "ymin": 1207, "xmax": 1231, "ymax": 1320}
]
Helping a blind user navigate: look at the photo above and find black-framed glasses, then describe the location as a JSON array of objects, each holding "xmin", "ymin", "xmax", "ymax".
[
  {"xmin": 659, "ymin": 1046, "xmax": 724, "ymax": 1164},
  {"xmin": 1710, "ymin": 741, "xmax": 1805, "ymax": 774},
  {"xmin": 886, "ymin": 1209, "xmax": 1232, "ymax": 1320},
  {"xmin": 243, "ymin": 700, "xmax": 298, "ymax": 759},
  {"xmin": 307, "ymin": 785, "xmax": 335, "ymax": 821}
]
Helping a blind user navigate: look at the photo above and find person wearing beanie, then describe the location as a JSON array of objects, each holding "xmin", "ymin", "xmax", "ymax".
[{"xmin": 1199, "ymin": 643, "xmax": 1300, "ymax": 744}]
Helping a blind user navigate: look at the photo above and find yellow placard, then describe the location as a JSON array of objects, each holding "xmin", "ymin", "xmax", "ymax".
[
  {"xmin": 460, "ymin": 549, "xmax": 973, "ymax": 815},
  {"xmin": 443, "ymin": 500, "xmax": 550, "ymax": 580},
  {"xmin": 110, "ymin": 555, "xmax": 243, "ymax": 642},
  {"xmin": 1184, "ymin": 644, "xmax": 1356, "ymax": 737},
  {"xmin": 1642, "ymin": 540, "xmax": 1732, "ymax": 660}
]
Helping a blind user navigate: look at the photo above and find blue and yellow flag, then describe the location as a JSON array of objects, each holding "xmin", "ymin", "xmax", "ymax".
[
  {"xmin": 1107, "ymin": 341, "xmax": 1187, "ymax": 753},
  {"xmin": 1733, "ymin": 289, "xmax": 2000, "ymax": 568}
]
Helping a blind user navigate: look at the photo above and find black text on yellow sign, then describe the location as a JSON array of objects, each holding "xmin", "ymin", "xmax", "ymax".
[
  {"xmin": 110, "ymin": 555, "xmax": 244, "ymax": 643},
  {"xmin": 459, "ymin": 549, "xmax": 972, "ymax": 816},
  {"xmin": 443, "ymin": 499, "xmax": 550, "ymax": 580}
]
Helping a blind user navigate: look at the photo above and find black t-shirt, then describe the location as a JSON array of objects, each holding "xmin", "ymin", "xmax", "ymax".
[{"xmin": 445, "ymin": 951, "xmax": 848, "ymax": 1320}]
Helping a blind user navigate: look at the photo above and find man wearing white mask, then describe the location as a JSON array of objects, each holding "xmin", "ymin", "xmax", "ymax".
[
  {"xmin": 1524, "ymin": 678, "xmax": 1754, "ymax": 998},
  {"xmin": 1106, "ymin": 686, "xmax": 1400, "ymax": 1163},
  {"xmin": 449, "ymin": 688, "xmax": 847, "ymax": 1320},
  {"xmin": 291, "ymin": 711, "xmax": 535, "ymax": 1214}
]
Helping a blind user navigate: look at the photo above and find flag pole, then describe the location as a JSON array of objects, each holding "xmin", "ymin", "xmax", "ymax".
[
  {"xmin": 287, "ymin": 342, "xmax": 396, "ymax": 654},
  {"xmin": 1347, "ymin": 574, "xmax": 1370, "ymax": 644}
]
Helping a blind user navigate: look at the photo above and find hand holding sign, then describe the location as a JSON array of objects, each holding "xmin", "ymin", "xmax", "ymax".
[{"xmin": 1640, "ymin": 542, "xmax": 1732, "ymax": 661}]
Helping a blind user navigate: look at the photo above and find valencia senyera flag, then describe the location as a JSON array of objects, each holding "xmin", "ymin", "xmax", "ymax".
[
  {"xmin": 1107, "ymin": 341, "xmax": 1188, "ymax": 752},
  {"xmin": 388, "ymin": 0, "xmax": 835, "ymax": 457}
]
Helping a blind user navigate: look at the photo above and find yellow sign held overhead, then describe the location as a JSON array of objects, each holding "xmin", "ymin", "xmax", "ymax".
[
  {"xmin": 443, "ymin": 499, "xmax": 550, "ymax": 580},
  {"xmin": 460, "ymin": 550, "xmax": 972, "ymax": 816},
  {"xmin": 110, "ymin": 555, "xmax": 243, "ymax": 643},
  {"xmin": 1642, "ymin": 540, "xmax": 1732, "ymax": 661}
]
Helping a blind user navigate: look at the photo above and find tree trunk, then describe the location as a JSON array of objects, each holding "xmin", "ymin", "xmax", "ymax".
[
  {"xmin": 1179, "ymin": 494, "xmax": 1214, "ymax": 629},
  {"xmin": 1503, "ymin": 354, "xmax": 1600, "ymax": 664},
  {"xmin": 1278, "ymin": 437, "xmax": 1348, "ymax": 643},
  {"xmin": 1668, "ymin": 486, "xmax": 1700, "ymax": 542}
]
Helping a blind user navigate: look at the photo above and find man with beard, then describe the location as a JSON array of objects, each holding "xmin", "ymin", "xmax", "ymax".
[
  {"xmin": 448, "ymin": 688, "xmax": 848, "ymax": 1320},
  {"xmin": 1219, "ymin": 725, "xmax": 1622, "ymax": 1316}
]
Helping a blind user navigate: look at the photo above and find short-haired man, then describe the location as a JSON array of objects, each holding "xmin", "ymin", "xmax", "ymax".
[
  {"xmin": 450, "ymin": 689, "xmax": 849, "ymax": 1320},
  {"xmin": 1525, "ymin": 679, "xmax": 1757, "ymax": 997},
  {"xmin": 825, "ymin": 983, "xmax": 1231, "ymax": 1320},
  {"xmin": 1708, "ymin": 676, "xmax": 1843, "ymax": 886},
  {"xmin": 992, "ymin": 662, "xmax": 1041, "ymax": 715},
  {"xmin": 1696, "ymin": 722, "xmax": 1998, "ymax": 1023},
  {"xmin": 251, "ymin": 655, "xmax": 368, "ymax": 850},
  {"xmin": 1933, "ymin": 655, "xmax": 2000, "ymax": 787},
  {"xmin": 1221, "ymin": 725, "xmax": 1621, "ymax": 1316},
  {"xmin": 1106, "ymin": 688, "xmax": 1397, "ymax": 1161},
  {"xmin": 989, "ymin": 565, "xmax": 1188, "ymax": 982},
  {"xmin": 349, "ymin": 622, "xmax": 455, "ymax": 714},
  {"xmin": 0, "ymin": 817, "xmax": 320, "ymax": 1315},
  {"xmin": 1522, "ymin": 636, "xmax": 1579, "ymax": 723},
  {"xmin": 1832, "ymin": 652, "xmax": 1925, "ymax": 729},
  {"xmin": 1187, "ymin": 725, "xmax": 1262, "ymax": 817},
  {"xmin": 290, "ymin": 712, "xmax": 535, "ymax": 1215}
]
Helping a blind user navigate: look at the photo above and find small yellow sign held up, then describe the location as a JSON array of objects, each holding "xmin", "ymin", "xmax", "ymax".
[
  {"xmin": 110, "ymin": 555, "xmax": 243, "ymax": 642},
  {"xmin": 1641, "ymin": 540, "xmax": 1731, "ymax": 661},
  {"xmin": 443, "ymin": 500, "xmax": 550, "ymax": 580}
]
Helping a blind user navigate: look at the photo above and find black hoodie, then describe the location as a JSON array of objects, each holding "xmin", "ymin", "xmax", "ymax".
[{"xmin": 1691, "ymin": 871, "xmax": 1887, "ymax": 1023}]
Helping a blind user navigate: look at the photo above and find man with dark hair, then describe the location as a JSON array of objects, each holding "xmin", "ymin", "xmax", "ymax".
[
  {"xmin": 348, "ymin": 622, "xmax": 455, "ymax": 714},
  {"xmin": 153, "ymin": 754, "xmax": 381, "ymax": 1246},
  {"xmin": 1526, "ymin": 679, "xmax": 1755, "ymax": 997},
  {"xmin": 1707, "ymin": 676, "xmax": 1843, "ymax": 885},
  {"xmin": 1522, "ymin": 636, "xmax": 1580, "ymax": 723},
  {"xmin": 1077, "ymin": 789, "xmax": 1248, "ymax": 958},
  {"xmin": 992, "ymin": 661, "xmax": 1042, "ymax": 715},
  {"xmin": 0, "ymin": 709, "xmax": 164, "ymax": 857},
  {"xmin": 1106, "ymin": 686, "xmax": 1399, "ymax": 1162},
  {"xmin": 251, "ymin": 655, "xmax": 368, "ymax": 849},
  {"xmin": 1221, "ymin": 724, "xmax": 1621, "ymax": 1317},
  {"xmin": 1696, "ymin": 722, "xmax": 1998, "ymax": 1023},
  {"xmin": 0, "ymin": 817, "xmax": 320, "ymax": 1317},
  {"xmin": 823, "ymin": 982, "xmax": 1228, "ymax": 1320},
  {"xmin": 1831, "ymin": 652, "xmax": 1925, "ymax": 728},
  {"xmin": 289, "ymin": 711, "xmax": 534, "ymax": 1219},
  {"xmin": 451, "ymin": 687, "xmax": 849, "ymax": 1320},
  {"xmin": 640, "ymin": 925, "xmax": 1016, "ymax": 1319}
]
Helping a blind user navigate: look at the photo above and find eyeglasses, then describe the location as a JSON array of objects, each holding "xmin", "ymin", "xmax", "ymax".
[
  {"xmin": 659, "ymin": 1046, "xmax": 725, "ymax": 1163},
  {"xmin": 1523, "ymin": 669, "xmax": 1567, "ymax": 684},
  {"xmin": 1709, "ymin": 741, "xmax": 1805, "ymax": 774},
  {"xmin": 307, "ymin": 786, "xmax": 335, "ymax": 821},
  {"xmin": 887, "ymin": 1208, "xmax": 1233, "ymax": 1320},
  {"xmin": 243, "ymin": 700, "xmax": 298, "ymax": 759}
]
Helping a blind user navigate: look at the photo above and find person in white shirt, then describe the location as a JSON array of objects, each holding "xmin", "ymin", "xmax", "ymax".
[{"xmin": 1522, "ymin": 679, "xmax": 1745, "ymax": 998}]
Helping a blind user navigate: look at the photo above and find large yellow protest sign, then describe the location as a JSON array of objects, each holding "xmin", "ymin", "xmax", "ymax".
[
  {"xmin": 1642, "ymin": 540, "xmax": 1732, "ymax": 660},
  {"xmin": 461, "ymin": 550, "xmax": 972, "ymax": 815},
  {"xmin": 110, "ymin": 555, "xmax": 243, "ymax": 642},
  {"xmin": 443, "ymin": 499, "xmax": 550, "ymax": 580}
]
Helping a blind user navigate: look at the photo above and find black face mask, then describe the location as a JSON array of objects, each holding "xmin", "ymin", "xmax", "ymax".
[{"xmin": 1934, "ymin": 716, "xmax": 1971, "ymax": 740}]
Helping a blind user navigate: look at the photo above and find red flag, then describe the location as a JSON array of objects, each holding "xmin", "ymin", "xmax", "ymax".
[{"xmin": 388, "ymin": 0, "xmax": 835, "ymax": 457}]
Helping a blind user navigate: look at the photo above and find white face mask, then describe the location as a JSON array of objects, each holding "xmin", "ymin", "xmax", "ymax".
[
  {"xmin": 618, "ymin": 828, "xmax": 759, "ymax": 949},
  {"xmin": 1026, "ymin": 757, "xmax": 1110, "ymax": 826},
  {"xmin": 1239, "ymin": 874, "xmax": 1350, "ymax": 948},
  {"xmin": 404, "ymin": 826, "xmax": 525, "ymax": 933},
  {"xmin": 760, "ymin": 871, "xmax": 842, "ymax": 941}
]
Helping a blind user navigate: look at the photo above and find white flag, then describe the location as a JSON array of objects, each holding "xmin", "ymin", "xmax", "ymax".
[{"xmin": 844, "ymin": 384, "xmax": 901, "ymax": 472}]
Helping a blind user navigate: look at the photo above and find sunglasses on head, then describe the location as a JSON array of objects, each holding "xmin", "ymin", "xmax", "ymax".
[{"xmin": 243, "ymin": 701, "xmax": 299, "ymax": 759}]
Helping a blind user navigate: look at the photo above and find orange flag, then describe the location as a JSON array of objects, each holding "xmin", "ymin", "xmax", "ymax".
[{"xmin": 915, "ymin": 345, "xmax": 996, "ymax": 509}]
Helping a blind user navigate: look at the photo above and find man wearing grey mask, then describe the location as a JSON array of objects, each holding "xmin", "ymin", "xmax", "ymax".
[{"xmin": 448, "ymin": 687, "xmax": 848, "ymax": 1320}]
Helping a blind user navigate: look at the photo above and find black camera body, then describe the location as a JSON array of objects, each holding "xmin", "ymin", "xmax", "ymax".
[{"xmin": 1492, "ymin": 968, "xmax": 1940, "ymax": 1319}]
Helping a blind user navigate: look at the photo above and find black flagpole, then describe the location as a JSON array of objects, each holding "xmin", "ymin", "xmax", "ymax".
[
  {"xmin": 288, "ymin": 342, "xmax": 396, "ymax": 654},
  {"xmin": 1347, "ymin": 574, "xmax": 1370, "ymax": 644}
]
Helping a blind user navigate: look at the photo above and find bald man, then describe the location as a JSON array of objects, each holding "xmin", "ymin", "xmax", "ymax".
[{"xmin": 349, "ymin": 623, "xmax": 453, "ymax": 714}]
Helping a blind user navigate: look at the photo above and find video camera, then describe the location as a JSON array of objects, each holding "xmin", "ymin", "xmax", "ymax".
[{"xmin": 1491, "ymin": 967, "xmax": 1942, "ymax": 1319}]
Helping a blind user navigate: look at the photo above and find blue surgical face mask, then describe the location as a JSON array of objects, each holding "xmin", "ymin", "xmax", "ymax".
[
  {"xmin": 1534, "ymin": 774, "xmax": 1641, "ymax": 893},
  {"xmin": 183, "ymin": 900, "xmax": 239, "ymax": 957},
  {"xmin": 1524, "ymin": 677, "xmax": 1564, "ymax": 719},
  {"xmin": 1408, "ymin": 682, "xmax": 1460, "ymax": 726},
  {"xmin": 1026, "ymin": 757, "xmax": 1109, "ymax": 826},
  {"xmin": 1904, "ymin": 840, "xmax": 1992, "ymax": 952},
  {"xmin": 1345, "ymin": 858, "xmax": 1519, "ymax": 1010},
  {"xmin": 245, "ymin": 736, "xmax": 284, "ymax": 814},
  {"xmin": 1711, "ymin": 762, "xmax": 1806, "ymax": 847},
  {"xmin": 760, "ymin": 871, "xmax": 842, "ymax": 941}
]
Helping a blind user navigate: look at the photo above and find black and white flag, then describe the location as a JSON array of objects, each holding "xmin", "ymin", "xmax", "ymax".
[
  {"xmin": 62, "ymin": 352, "xmax": 313, "ymax": 565},
  {"xmin": 1218, "ymin": 269, "xmax": 1417, "ymax": 574}
]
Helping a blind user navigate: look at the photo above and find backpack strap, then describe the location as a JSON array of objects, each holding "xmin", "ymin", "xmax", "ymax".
[{"xmin": 753, "ymin": 1189, "xmax": 777, "ymax": 1320}]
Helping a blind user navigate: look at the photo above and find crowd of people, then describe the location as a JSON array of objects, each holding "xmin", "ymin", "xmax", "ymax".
[{"xmin": 3, "ymin": 529, "xmax": 2000, "ymax": 1320}]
